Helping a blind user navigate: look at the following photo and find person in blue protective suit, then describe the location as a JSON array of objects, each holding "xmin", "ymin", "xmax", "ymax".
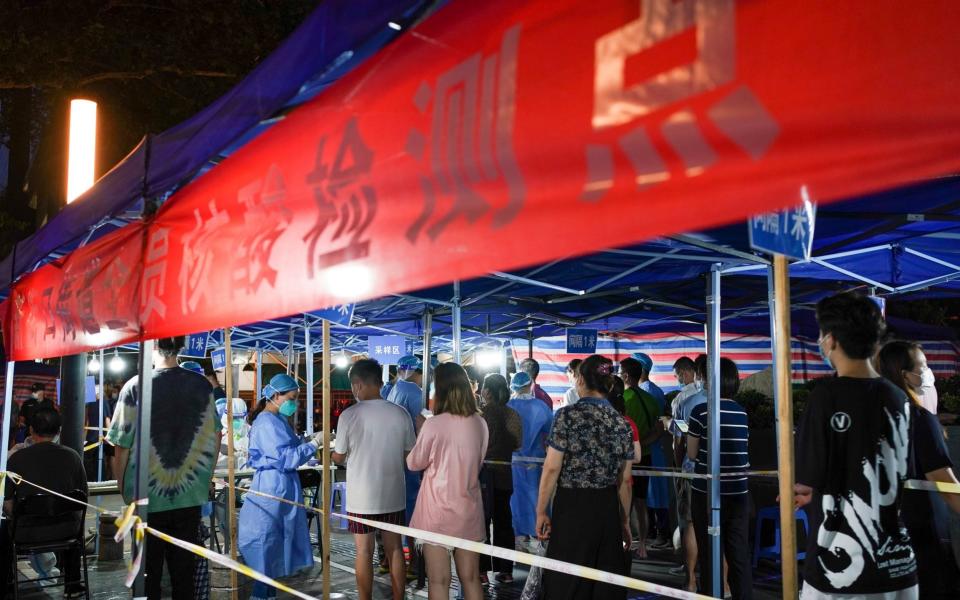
[
  {"xmin": 507, "ymin": 371, "xmax": 553, "ymax": 547},
  {"xmin": 238, "ymin": 374, "xmax": 323, "ymax": 600}
]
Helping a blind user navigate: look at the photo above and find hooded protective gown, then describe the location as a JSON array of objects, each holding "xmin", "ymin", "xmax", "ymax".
[
  {"xmin": 238, "ymin": 411, "xmax": 316, "ymax": 579},
  {"xmin": 507, "ymin": 393, "xmax": 554, "ymax": 537}
]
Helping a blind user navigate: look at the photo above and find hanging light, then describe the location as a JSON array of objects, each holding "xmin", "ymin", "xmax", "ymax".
[
  {"xmin": 66, "ymin": 99, "xmax": 97, "ymax": 204},
  {"xmin": 109, "ymin": 350, "xmax": 125, "ymax": 373},
  {"xmin": 87, "ymin": 356, "xmax": 101, "ymax": 373},
  {"xmin": 476, "ymin": 349, "xmax": 502, "ymax": 369}
]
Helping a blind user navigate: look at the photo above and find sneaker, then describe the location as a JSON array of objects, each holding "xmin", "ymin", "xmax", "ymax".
[
  {"xmin": 495, "ymin": 572, "xmax": 514, "ymax": 584},
  {"xmin": 376, "ymin": 563, "xmax": 390, "ymax": 575},
  {"xmin": 479, "ymin": 572, "xmax": 489, "ymax": 585},
  {"xmin": 668, "ymin": 565, "xmax": 686, "ymax": 577}
]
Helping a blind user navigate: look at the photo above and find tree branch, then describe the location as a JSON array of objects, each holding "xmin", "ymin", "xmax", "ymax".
[
  {"xmin": 77, "ymin": 68, "xmax": 236, "ymax": 87},
  {"xmin": 0, "ymin": 68, "xmax": 236, "ymax": 90}
]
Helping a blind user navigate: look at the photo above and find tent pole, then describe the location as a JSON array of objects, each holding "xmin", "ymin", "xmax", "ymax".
[
  {"xmin": 766, "ymin": 268, "xmax": 782, "ymax": 449},
  {"xmin": 224, "ymin": 328, "xmax": 238, "ymax": 600},
  {"xmin": 255, "ymin": 343, "xmax": 262, "ymax": 404},
  {"xmin": 132, "ymin": 339, "xmax": 155, "ymax": 597},
  {"xmin": 322, "ymin": 319, "xmax": 332, "ymax": 599},
  {"xmin": 287, "ymin": 327, "xmax": 295, "ymax": 376},
  {"xmin": 305, "ymin": 317, "xmax": 314, "ymax": 435},
  {"xmin": 0, "ymin": 361, "xmax": 15, "ymax": 509},
  {"xmin": 422, "ymin": 310, "xmax": 433, "ymax": 410},
  {"xmin": 527, "ymin": 324, "xmax": 533, "ymax": 359},
  {"xmin": 773, "ymin": 254, "xmax": 799, "ymax": 598},
  {"xmin": 98, "ymin": 348, "xmax": 105, "ymax": 482},
  {"xmin": 500, "ymin": 340, "xmax": 508, "ymax": 378},
  {"xmin": 452, "ymin": 281, "xmax": 462, "ymax": 363},
  {"xmin": 706, "ymin": 265, "xmax": 723, "ymax": 598}
]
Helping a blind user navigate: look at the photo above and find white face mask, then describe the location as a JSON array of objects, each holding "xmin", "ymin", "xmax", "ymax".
[{"xmin": 920, "ymin": 367, "xmax": 935, "ymax": 390}]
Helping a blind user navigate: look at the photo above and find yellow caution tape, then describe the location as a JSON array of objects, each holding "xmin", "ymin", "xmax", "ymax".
[
  {"xmin": 2, "ymin": 471, "xmax": 315, "ymax": 597},
  {"xmin": 143, "ymin": 523, "xmax": 319, "ymax": 600},
  {"xmin": 84, "ymin": 437, "xmax": 103, "ymax": 452},
  {"xmin": 904, "ymin": 478, "xmax": 960, "ymax": 494},
  {"xmin": 630, "ymin": 468, "xmax": 780, "ymax": 480},
  {"xmin": 214, "ymin": 477, "xmax": 711, "ymax": 600}
]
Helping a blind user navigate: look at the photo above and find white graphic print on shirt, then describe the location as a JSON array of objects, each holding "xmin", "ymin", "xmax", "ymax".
[{"xmin": 816, "ymin": 407, "xmax": 913, "ymax": 590}]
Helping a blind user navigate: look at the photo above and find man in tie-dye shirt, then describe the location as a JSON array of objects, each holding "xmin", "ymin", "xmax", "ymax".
[{"xmin": 107, "ymin": 336, "xmax": 220, "ymax": 600}]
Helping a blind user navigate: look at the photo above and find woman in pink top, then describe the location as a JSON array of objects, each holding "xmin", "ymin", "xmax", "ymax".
[{"xmin": 407, "ymin": 363, "xmax": 489, "ymax": 600}]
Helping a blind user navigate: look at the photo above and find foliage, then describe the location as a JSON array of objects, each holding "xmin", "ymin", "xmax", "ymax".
[
  {"xmin": 938, "ymin": 375, "xmax": 960, "ymax": 414},
  {"xmin": 735, "ymin": 389, "xmax": 774, "ymax": 429}
]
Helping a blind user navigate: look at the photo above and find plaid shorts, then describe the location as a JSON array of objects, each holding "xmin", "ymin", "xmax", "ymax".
[{"xmin": 347, "ymin": 510, "xmax": 406, "ymax": 535}]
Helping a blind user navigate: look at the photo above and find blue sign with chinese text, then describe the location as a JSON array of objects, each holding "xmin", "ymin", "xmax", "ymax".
[
  {"xmin": 312, "ymin": 304, "xmax": 356, "ymax": 327},
  {"xmin": 368, "ymin": 336, "xmax": 411, "ymax": 365},
  {"xmin": 181, "ymin": 333, "xmax": 209, "ymax": 358},
  {"xmin": 748, "ymin": 191, "xmax": 816, "ymax": 260},
  {"xmin": 211, "ymin": 348, "xmax": 227, "ymax": 371},
  {"xmin": 565, "ymin": 328, "xmax": 598, "ymax": 354}
]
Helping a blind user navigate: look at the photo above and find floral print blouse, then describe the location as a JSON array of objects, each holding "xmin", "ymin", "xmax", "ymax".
[{"xmin": 546, "ymin": 397, "xmax": 634, "ymax": 489}]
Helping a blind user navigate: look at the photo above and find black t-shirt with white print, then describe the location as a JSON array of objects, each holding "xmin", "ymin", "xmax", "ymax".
[{"xmin": 796, "ymin": 376, "xmax": 917, "ymax": 595}]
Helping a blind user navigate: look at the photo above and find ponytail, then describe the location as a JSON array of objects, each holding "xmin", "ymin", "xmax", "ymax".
[{"xmin": 247, "ymin": 397, "xmax": 270, "ymax": 425}]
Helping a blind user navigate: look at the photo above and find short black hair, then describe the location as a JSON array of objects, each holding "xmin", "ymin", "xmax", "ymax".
[
  {"xmin": 619, "ymin": 357, "xmax": 643, "ymax": 382},
  {"xmin": 349, "ymin": 358, "xmax": 383, "ymax": 387},
  {"xmin": 31, "ymin": 408, "xmax": 61, "ymax": 436},
  {"xmin": 566, "ymin": 358, "xmax": 582, "ymax": 372},
  {"xmin": 519, "ymin": 358, "xmax": 540, "ymax": 379},
  {"xmin": 694, "ymin": 354, "xmax": 707, "ymax": 380},
  {"xmin": 30, "ymin": 382, "xmax": 45, "ymax": 393},
  {"xmin": 673, "ymin": 356, "xmax": 695, "ymax": 373},
  {"xmin": 156, "ymin": 336, "xmax": 186, "ymax": 358},
  {"xmin": 816, "ymin": 292, "xmax": 886, "ymax": 359},
  {"xmin": 719, "ymin": 357, "xmax": 740, "ymax": 398}
]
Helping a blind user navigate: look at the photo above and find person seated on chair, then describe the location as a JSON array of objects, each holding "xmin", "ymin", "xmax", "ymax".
[{"xmin": 1, "ymin": 408, "xmax": 88, "ymax": 598}]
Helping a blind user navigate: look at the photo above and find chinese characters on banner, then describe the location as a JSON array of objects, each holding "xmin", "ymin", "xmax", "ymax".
[{"xmin": 5, "ymin": 0, "xmax": 960, "ymax": 359}]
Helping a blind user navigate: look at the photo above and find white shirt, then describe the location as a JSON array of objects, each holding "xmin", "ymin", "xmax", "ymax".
[
  {"xmin": 335, "ymin": 399, "xmax": 416, "ymax": 514},
  {"xmin": 562, "ymin": 387, "xmax": 579, "ymax": 408},
  {"xmin": 671, "ymin": 382, "xmax": 702, "ymax": 420}
]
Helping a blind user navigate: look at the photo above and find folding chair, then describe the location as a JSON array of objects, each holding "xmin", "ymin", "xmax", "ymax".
[{"xmin": 9, "ymin": 489, "xmax": 90, "ymax": 600}]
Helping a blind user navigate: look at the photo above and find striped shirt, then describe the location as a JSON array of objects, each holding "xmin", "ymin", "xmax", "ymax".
[{"xmin": 687, "ymin": 398, "xmax": 749, "ymax": 495}]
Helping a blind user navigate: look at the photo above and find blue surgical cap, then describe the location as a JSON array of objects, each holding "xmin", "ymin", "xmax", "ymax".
[
  {"xmin": 632, "ymin": 352, "xmax": 653, "ymax": 373},
  {"xmin": 397, "ymin": 355, "xmax": 423, "ymax": 371},
  {"xmin": 262, "ymin": 373, "xmax": 299, "ymax": 399},
  {"xmin": 180, "ymin": 361, "xmax": 204, "ymax": 375},
  {"xmin": 510, "ymin": 371, "xmax": 533, "ymax": 392}
]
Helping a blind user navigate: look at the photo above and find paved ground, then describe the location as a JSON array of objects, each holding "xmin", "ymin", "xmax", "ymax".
[{"xmin": 11, "ymin": 493, "xmax": 786, "ymax": 599}]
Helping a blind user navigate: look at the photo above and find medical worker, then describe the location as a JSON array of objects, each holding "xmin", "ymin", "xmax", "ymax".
[
  {"xmin": 507, "ymin": 371, "xmax": 553, "ymax": 547},
  {"xmin": 238, "ymin": 374, "xmax": 322, "ymax": 600},
  {"xmin": 217, "ymin": 398, "xmax": 251, "ymax": 470}
]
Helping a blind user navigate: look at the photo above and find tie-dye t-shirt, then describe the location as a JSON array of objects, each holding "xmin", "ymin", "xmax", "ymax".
[{"xmin": 107, "ymin": 367, "xmax": 220, "ymax": 512}]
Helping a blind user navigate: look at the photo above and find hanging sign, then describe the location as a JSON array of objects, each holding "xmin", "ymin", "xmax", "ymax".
[
  {"xmin": 565, "ymin": 328, "xmax": 598, "ymax": 354},
  {"xmin": 312, "ymin": 304, "xmax": 356, "ymax": 327},
  {"xmin": 749, "ymin": 189, "xmax": 816, "ymax": 260},
  {"xmin": 368, "ymin": 336, "xmax": 412, "ymax": 365},
  {"xmin": 5, "ymin": 0, "xmax": 960, "ymax": 360},
  {"xmin": 181, "ymin": 332, "xmax": 209, "ymax": 358},
  {"xmin": 211, "ymin": 348, "xmax": 227, "ymax": 371}
]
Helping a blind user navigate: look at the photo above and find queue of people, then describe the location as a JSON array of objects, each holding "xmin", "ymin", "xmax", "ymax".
[{"xmin": 3, "ymin": 293, "xmax": 959, "ymax": 600}]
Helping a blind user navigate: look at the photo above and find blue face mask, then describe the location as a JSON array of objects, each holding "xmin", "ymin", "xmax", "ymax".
[{"xmin": 818, "ymin": 335, "xmax": 833, "ymax": 369}]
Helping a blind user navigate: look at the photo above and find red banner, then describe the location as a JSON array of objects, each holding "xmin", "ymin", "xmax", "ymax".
[{"xmin": 5, "ymin": 0, "xmax": 960, "ymax": 360}]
